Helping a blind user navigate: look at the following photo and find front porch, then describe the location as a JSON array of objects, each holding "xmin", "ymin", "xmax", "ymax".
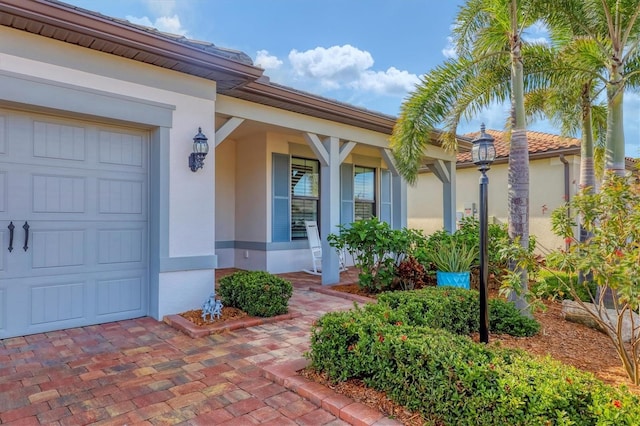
[{"xmin": 212, "ymin": 94, "xmax": 460, "ymax": 285}]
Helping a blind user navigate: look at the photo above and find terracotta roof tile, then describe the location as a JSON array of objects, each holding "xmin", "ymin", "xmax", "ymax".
[{"xmin": 457, "ymin": 130, "xmax": 580, "ymax": 163}]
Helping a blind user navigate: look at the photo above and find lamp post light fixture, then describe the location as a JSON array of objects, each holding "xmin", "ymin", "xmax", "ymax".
[
  {"xmin": 189, "ymin": 127, "xmax": 209, "ymax": 172},
  {"xmin": 471, "ymin": 124, "xmax": 496, "ymax": 344}
]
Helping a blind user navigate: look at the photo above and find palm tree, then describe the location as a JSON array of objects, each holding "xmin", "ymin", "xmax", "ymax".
[
  {"xmin": 391, "ymin": 0, "xmax": 545, "ymax": 312},
  {"xmin": 540, "ymin": 0, "xmax": 640, "ymax": 177},
  {"xmin": 525, "ymin": 79, "xmax": 607, "ymax": 192}
]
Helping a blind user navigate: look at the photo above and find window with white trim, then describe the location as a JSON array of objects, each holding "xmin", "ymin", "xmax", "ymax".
[
  {"xmin": 291, "ymin": 157, "xmax": 320, "ymax": 239},
  {"xmin": 354, "ymin": 165, "xmax": 376, "ymax": 220}
]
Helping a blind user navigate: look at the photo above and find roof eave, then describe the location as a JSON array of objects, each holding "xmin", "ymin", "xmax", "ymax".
[{"xmin": 0, "ymin": 0, "xmax": 264, "ymax": 89}]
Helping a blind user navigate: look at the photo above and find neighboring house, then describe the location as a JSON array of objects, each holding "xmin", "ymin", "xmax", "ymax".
[
  {"xmin": 0, "ymin": 0, "xmax": 461, "ymax": 338},
  {"xmin": 409, "ymin": 129, "xmax": 637, "ymax": 252},
  {"xmin": 412, "ymin": 129, "xmax": 579, "ymax": 252}
]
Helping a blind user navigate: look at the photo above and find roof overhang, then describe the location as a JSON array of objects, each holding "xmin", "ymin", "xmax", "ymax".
[{"xmin": 0, "ymin": 0, "xmax": 264, "ymax": 91}]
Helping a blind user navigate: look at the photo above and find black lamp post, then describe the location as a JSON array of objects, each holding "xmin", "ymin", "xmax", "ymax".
[{"xmin": 471, "ymin": 124, "xmax": 496, "ymax": 344}]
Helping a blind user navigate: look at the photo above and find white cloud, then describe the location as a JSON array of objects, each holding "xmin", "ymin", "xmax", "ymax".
[
  {"xmin": 126, "ymin": 14, "xmax": 187, "ymax": 35},
  {"xmin": 442, "ymin": 36, "xmax": 457, "ymax": 59},
  {"xmin": 354, "ymin": 67, "xmax": 420, "ymax": 96},
  {"xmin": 523, "ymin": 36, "xmax": 549, "ymax": 45},
  {"xmin": 524, "ymin": 20, "xmax": 550, "ymax": 45},
  {"xmin": 255, "ymin": 50, "xmax": 283, "ymax": 70},
  {"xmin": 285, "ymin": 44, "xmax": 417, "ymax": 95},
  {"xmin": 289, "ymin": 45, "xmax": 374, "ymax": 89},
  {"xmin": 125, "ymin": 0, "xmax": 186, "ymax": 36},
  {"xmin": 143, "ymin": 0, "xmax": 177, "ymax": 17}
]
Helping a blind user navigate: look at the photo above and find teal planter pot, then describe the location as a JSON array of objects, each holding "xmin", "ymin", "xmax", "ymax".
[{"xmin": 436, "ymin": 271, "xmax": 470, "ymax": 289}]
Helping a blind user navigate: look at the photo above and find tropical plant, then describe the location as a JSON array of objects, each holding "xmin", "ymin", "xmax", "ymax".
[
  {"xmin": 505, "ymin": 173, "xmax": 640, "ymax": 384},
  {"xmin": 394, "ymin": 256, "xmax": 430, "ymax": 290},
  {"xmin": 390, "ymin": 0, "xmax": 548, "ymax": 313},
  {"xmin": 539, "ymin": 0, "xmax": 640, "ymax": 177},
  {"xmin": 327, "ymin": 218, "xmax": 425, "ymax": 293},
  {"xmin": 429, "ymin": 237, "xmax": 478, "ymax": 273}
]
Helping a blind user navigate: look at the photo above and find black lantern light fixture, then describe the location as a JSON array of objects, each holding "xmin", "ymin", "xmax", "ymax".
[
  {"xmin": 472, "ymin": 123, "xmax": 496, "ymax": 344},
  {"xmin": 189, "ymin": 127, "xmax": 209, "ymax": 172}
]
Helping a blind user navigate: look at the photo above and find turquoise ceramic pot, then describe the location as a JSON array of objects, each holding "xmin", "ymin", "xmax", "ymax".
[{"xmin": 436, "ymin": 271, "xmax": 470, "ymax": 289}]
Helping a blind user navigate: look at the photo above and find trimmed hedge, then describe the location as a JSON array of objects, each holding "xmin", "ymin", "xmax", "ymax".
[
  {"xmin": 218, "ymin": 270, "xmax": 292, "ymax": 317},
  {"xmin": 375, "ymin": 287, "xmax": 540, "ymax": 337},
  {"xmin": 308, "ymin": 298, "xmax": 640, "ymax": 424}
]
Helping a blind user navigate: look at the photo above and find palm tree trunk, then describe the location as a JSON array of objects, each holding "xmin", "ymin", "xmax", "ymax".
[
  {"xmin": 605, "ymin": 70, "xmax": 626, "ymax": 177},
  {"xmin": 580, "ymin": 84, "xmax": 596, "ymax": 192},
  {"xmin": 508, "ymin": 0, "xmax": 530, "ymax": 314}
]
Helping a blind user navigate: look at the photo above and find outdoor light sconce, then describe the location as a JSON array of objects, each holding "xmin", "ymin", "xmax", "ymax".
[{"xmin": 189, "ymin": 127, "xmax": 209, "ymax": 172}]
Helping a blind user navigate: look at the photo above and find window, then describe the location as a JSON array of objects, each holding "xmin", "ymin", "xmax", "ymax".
[
  {"xmin": 354, "ymin": 166, "xmax": 375, "ymax": 220},
  {"xmin": 291, "ymin": 157, "xmax": 319, "ymax": 239}
]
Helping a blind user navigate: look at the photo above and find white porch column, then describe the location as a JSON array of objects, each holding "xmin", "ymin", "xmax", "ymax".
[
  {"xmin": 319, "ymin": 136, "xmax": 341, "ymax": 284},
  {"xmin": 392, "ymin": 176, "xmax": 407, "ymax": 229},
  {"xmin": 304, "ymin": 133, "xmax": 341, "ymax": 284},
  {"xmin": 381, "ymin": 148, "xmax": 407, "ymax": 229},
  {"xmin": 427, "ymin": 159, "xmax": 457, "ymax": 233}
]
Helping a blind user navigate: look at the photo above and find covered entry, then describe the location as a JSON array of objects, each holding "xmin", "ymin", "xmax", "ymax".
[{"xmin": 0, "ymin": 109, "xmax": 149, "ymax": 338}]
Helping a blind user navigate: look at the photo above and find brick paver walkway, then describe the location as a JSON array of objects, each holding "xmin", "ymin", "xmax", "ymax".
[{"xmin": 0, "ymin": 271, "xmax": 400, "ymax": 425}]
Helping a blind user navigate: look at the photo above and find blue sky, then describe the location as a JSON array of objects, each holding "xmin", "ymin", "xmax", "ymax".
[{"xmin": 64, "ymin": 0, "xmax": 639, "ymax": 156}]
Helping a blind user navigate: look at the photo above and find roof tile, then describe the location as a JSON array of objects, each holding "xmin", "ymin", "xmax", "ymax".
[{"xmin": 457, "ymin": 130, "xmax": 579, "ymax": 163}]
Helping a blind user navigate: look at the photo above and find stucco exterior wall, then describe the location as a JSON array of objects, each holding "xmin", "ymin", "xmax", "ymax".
[
  {"xmin": 408, "ymin": 155, "xmax": 580, "ymax": 252},
  {"xmin": 1, "ymin": 26, "xmax": 218, "ymax": 319}
]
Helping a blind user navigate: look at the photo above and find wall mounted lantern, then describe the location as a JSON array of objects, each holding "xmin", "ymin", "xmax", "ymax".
[
  {"xmin": 472, "ymin": 123, "xmax": 495, "ymax": 344},
  {"xmin": 189, "ymin": 127, "xmax": 209, "ymax": 172}
]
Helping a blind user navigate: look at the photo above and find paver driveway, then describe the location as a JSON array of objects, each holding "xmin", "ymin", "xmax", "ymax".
[{"xmin": 0, "ymin": 271, "xmax": 399, "ymax": 425}]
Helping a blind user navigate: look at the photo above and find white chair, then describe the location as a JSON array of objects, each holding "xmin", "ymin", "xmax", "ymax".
[{"xmin": 303, "ymin": 220, "xmax": 346, "ymax": 275}]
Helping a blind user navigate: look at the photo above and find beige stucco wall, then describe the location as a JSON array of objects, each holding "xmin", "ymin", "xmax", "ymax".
[{"xmin": 408, "ymin": 155, "xmax": 580, "ymax": 252}]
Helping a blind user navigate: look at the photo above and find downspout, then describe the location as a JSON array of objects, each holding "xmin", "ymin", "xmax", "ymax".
[{"xmin": 559, "ymin": 154, "xmax": 570, "ymax": 251}]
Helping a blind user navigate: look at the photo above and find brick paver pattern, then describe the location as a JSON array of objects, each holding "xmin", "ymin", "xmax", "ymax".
[{"xmin": 0, "ymin": 270, "xmax": 384, "ymax": 426}]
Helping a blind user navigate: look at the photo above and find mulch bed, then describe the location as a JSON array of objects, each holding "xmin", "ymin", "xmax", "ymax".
[{"xmin": 179, "ymin": 307, "xmax": 247, "ymax": 326}]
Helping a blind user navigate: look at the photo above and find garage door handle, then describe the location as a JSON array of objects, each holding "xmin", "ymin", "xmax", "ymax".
[
  {"xmin": 23, "ymin": 221, "xmax": 29, "ymax": 252},
  {"xmin": 7, "ymin": 221, "xmax": 14, "ymax": 252}
]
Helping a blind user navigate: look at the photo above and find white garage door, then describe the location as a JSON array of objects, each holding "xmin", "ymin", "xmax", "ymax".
[{"xmin": 0, "ymin": 109, "xmax": 148, "ymax": 339}]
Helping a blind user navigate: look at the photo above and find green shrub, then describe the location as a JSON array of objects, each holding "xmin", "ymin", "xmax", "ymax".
[
  {"xmin": 489, "ymin": 299, "xmax": 540, "ymax": 337},
  {"xmin": 308, "ymin": 303, "xmax": 640, "ymax": 424},
  {"xmin": 328, "ymin": 218, "xmax": 426, "ymax": 293},
  {"xmin": 417, "ymin": 218, "xmax": 516, "ymax": 277},
  {"xmin": 376, "ymin": 287, "xmax": 480, "ymax": 335},
  {"xmin": 218, "ymin": 270, "xmax": 292, "ymax": 317},
  {"xmin": 531, "ymin": 269, "xmax": 596, "ymax": 302}
]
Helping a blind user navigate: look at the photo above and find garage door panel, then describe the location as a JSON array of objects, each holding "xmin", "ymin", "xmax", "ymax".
[
  {"xmin": 32, "ymin": 229, "xmax": 85, "ymax": 268},
  {"xmin": 97, "ymin": 276, "xmax": 142, "ymax": 316},
  {"xmin": 98, "ymin": 178, "xmax": 144, "ymax": 214},
  {"xmin": 98, "ymin": 229, "xmax": 143, "ymax": 264},
  {"xmin": 1, "ymin": 109, "xmax": 149, "ymax": 338},
  {"xmin": 31, "ymin": 281, "xmax": 84, "ymax": 325},
  {"xmin": 32, "ymin": 174, "xmax": 86, "ymax": 213},
  {"xmin": 99, "ymin": 130, "xmax": 144, "ymax": 168},
  {"xmin": 33, "ymin": 121, "xmax": 86, "ymax": 162}
]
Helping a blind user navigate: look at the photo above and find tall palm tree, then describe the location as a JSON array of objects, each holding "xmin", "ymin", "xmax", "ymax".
[
  {"xmin": 391, "ymin": 0, "xmax": 545, "ymax": 312},
  {"xmin": 525, "ymin": 80, "xmax": 607, "ymax": 191},
  {"xmin": 540, "ymin": 0, "xmax": 640, "ymax": 177}
]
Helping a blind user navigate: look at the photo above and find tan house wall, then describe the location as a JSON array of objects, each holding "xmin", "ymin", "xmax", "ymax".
[{"xmin": 408, "ymin": 154, "xmax": 581, "ymax": 252}]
